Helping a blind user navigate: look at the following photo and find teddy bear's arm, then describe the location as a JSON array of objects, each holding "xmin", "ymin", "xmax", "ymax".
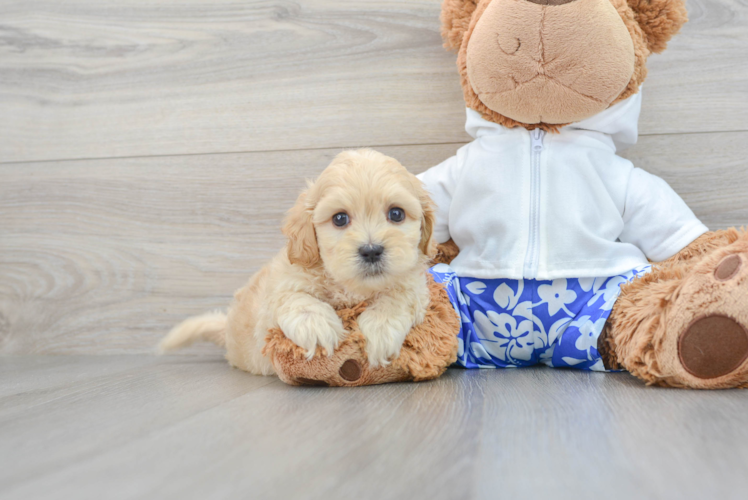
[
  {"xmin": 434, "ymin": 239, "xmax": 460, "ymax": 265},
  {"xmin": 416, "ymin": 154, "xmax": 460, "ymax": 245},
  {"xmin": 618, "ymin": 167, "xmax": 708, "ymax": 262}
]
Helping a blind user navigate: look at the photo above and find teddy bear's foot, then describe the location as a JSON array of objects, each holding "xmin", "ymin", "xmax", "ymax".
[
  {"xmin": 604, "ymin": 230, "xmax": 748, "ymax": 388},
  {"xmin": 666, "ymin": 245, "xmax": 748, "ymax": 387},
  {"xmin": 678, "ymin": 313, "xmax": 748, "ymax": 381},
  {"xmin": 294, "ymin": 359, "xmax": 365, "ymax": 387}
]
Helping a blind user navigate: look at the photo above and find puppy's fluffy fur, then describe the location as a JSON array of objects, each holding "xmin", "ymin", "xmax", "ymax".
[{"xmin": 160, "ymin": 149, "xmax": 436, "ymax": 375}]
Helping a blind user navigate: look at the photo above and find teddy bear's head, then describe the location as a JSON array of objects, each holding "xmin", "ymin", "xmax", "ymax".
[{"xmin": 442, "ymin": 0, "xmax": 687, "ymax": 130}]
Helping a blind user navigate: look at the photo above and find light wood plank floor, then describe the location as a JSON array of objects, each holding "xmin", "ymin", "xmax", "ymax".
[
  {"xmin": 2, "ymin": 356, "xmax": 748, "ymax": 500},
  {"xmin": 1, "ymin": 0, "xmax": 748, "ymax": 497}
]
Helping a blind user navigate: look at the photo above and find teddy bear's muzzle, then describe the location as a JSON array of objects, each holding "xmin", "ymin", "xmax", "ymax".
[{"xmin": 465, "ymin": 0, "xmax": 635, "ymax": 124}]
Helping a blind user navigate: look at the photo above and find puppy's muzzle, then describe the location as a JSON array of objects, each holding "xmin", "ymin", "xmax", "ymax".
[{"xmin": 359, "ymin": 244, "xmax": 384, "ymax": 264}]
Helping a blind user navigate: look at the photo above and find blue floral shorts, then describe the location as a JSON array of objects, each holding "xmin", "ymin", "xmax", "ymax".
[{"xmin": 429, "ymin": 264, "xmax": 651, "ymax": 371}]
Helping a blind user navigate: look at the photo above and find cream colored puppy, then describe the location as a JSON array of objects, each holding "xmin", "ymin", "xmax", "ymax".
[{"xmin": 160, "ymin": 149, "xmax": 436, "ymax": 375}]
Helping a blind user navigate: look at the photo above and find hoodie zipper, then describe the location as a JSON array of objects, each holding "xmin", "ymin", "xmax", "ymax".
[{"xmin": 523, "ymin": 128, "xmax": 545, "ymax": 279}]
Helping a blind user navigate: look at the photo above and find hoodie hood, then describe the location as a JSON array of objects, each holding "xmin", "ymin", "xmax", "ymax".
[{"xmin": 465, "ymin": 91, "xmax": 642, "ymax": 151}]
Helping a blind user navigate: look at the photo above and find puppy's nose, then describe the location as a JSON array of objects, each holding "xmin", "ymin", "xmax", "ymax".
[{"xmin": 359, "ymin": 244, "xmax": 384, "ymax": 264}]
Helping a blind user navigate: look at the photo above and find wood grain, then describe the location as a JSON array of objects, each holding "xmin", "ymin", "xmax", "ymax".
[
  {"xmin": 0, "ymin": 356, "xmax": 276, "ymax": 491},
  {"xmin": 0, "ymin": 0, "xmax": 746, "ymax": 164},
  {"xmin": 2, "ymin": 134, "xmax": 747, "ymax": 355},
  {"xmin": 1, "ymin": 356, "xmax": 747, "ymax": 500}
]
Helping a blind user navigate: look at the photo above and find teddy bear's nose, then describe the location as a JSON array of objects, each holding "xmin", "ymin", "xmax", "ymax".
[{"xmin": 525, "ymin": 0, "xmax": 578, "ymax": 5}]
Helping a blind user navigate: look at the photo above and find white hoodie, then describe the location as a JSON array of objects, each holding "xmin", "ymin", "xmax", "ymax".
[{"xmin": 417, "ymin": 93, "xmax": 708, "ymax": 280}]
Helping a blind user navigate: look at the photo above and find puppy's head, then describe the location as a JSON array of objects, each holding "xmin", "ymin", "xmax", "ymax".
[{"xmin": 283, "ymin": 149, "xmax": 436, "ymax": 293}]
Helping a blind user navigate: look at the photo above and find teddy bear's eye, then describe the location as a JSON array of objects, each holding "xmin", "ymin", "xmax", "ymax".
[
  {"xmin": 388, "ymin": 207, "xmax": 405, "ymax": 223},
  {"xmin": 332, "ymin": 212, "xmax": 349, "ymax": 227}
]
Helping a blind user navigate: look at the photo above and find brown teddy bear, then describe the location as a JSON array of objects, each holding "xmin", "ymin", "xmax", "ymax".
[
  {"xmin": 413, "ymin": 0, "xmax": 747, "ymax": 389},
  {"xmin": 268, "ymin": 0, "xmax": 748, "ymax": 389},
  {"xmin": 263, "ymin": 272, "xmax": 460, "ymax": 386}
]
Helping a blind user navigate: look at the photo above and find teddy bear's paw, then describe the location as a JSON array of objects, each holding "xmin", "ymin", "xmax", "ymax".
[{"xmin": 663, "ymin": 236, "xmax": 748, "ymax": 388}]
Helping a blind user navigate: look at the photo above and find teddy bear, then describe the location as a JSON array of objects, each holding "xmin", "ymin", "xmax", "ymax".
[
  {"xmin": 267, "ymin": 0, "xmax": 748, "ymax": 389},
  {"xmin": 417, "ymin": 0, "xmax": 748, "ymax": 389}
]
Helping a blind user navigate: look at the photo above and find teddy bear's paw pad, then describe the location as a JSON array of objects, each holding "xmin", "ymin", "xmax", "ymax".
[
  {"xmin": 295, "ymin": 377, "xmax": 330, "ymax": 387},
  {"xmin": 678, "ymin": 315, "xmax": 748, "ymax": 379},
  {"xmin": 715, "ymin": 254, "xmax": 743, "ymax": 282},
  {"xmin": 339, "ymin": 359, "xmax": 363, "ymax": 382}
]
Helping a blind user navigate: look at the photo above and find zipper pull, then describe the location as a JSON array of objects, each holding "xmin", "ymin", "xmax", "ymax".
[{"xmin": 531, "ymin": 129, "xmax": 545, "ymax": 152}]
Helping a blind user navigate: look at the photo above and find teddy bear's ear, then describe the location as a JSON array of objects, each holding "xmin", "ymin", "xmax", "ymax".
[
  {"xmin": 441, "ymin": 0, "xmax": 479, "ymax": 51},
  {"xmin": 628, "ymin": 0, "xmax": 688, "ymax": 54}
]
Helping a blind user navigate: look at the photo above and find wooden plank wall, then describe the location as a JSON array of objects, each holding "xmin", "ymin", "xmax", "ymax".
[{"xmin": 1, "ymin": 0, "xmax": 747, "ymax": 354}]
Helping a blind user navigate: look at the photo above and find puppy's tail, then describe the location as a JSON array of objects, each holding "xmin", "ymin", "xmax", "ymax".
[{"xmin": 158, "ymin": 311, "xmax": 227, "ymax": 353}]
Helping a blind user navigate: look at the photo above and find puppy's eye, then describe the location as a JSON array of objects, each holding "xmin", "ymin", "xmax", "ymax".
[
  {"xmin": 332, "ymin": 212, "xmax": 349, "ymax": 228},
  {"xmin": 388, "ymin": 207, "xmax": 405, "ymax": 223}
]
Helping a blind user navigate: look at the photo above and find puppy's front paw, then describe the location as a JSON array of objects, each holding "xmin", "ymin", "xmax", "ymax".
[
  {"xmin": 358, "ymin": 311, "xmax": 410, "ymax": 367},
  {"xmin": 278, "ymin": 304, "xmax": 346, "ymax": 359}
]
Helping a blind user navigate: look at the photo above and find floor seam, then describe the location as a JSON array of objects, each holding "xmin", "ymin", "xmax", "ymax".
[{"xmin": 2, "ymin": 129, "xmax": 746, "ymax": 166}]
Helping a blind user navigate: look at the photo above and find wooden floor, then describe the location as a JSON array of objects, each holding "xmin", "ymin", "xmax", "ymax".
[
  {"xmin": 1, "ymin": 356, "xmax": 748, "ymax": 500},
  {"xmin": 1, "ymin": 0, "xmax": 748, "ymax": 498}
]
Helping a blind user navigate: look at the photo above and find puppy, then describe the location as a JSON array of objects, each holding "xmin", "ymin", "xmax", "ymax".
[{"xmin": 160, "ymin": 149, "xmax": 436, "ymax": 375}]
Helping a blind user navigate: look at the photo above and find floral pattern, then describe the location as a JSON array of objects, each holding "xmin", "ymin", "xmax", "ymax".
[{"xmin": 429, "ymin": 263, "xmax": 651, "ymax": 371}]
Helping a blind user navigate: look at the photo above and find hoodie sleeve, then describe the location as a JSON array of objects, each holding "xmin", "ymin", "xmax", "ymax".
[
  {"xmin": 619, "ymin": 168, "xmax": 708, "ymax": 262},
  {"xmin": 416, "ymin": 155, "xmax": 460, "ymax": 244}
]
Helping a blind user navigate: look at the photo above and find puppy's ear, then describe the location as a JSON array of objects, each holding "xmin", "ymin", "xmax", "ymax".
[
  {"xmin": 416, "ymin": 186, "xmax": 437, "ymax": 259},
  {"xmin": 282, "ymin": 190, "xmax": 320, "ymax": 268},
  {"xmin": 441, "ymin": 0, "xmax": 479, "ymax": 52},
  {"xmin": 628, "ymin": 0, "xmax": 687, "ymax": 54}
]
